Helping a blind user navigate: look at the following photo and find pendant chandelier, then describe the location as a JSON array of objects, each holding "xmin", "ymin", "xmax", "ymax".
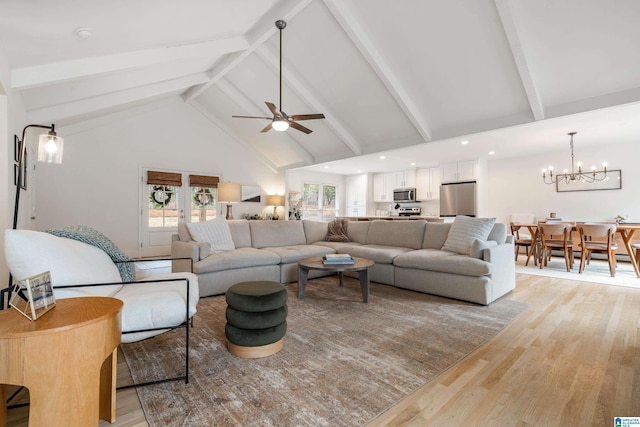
[{"xmin": 541, "ymin": 132, "xmax": 608, "ymax": 185}]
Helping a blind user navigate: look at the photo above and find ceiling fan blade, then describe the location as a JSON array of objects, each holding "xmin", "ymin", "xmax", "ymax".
[
  {"xmin": 232, "ymin": 115, "xmax": 271, "ymax": 120},
  {"xmin": 265, "ymin": 102, "xmax": 283, "ymax": 118},
  {"xmin": 289, "ymin": 121, "xmax": 313, "ymax": 134},
  {"xmin": 288, "ymin": 113, "xmax": 325, "ymax": 121},
  {"xmin": 260, "ymin": 123, "xmax": 273, "ymax": 133}
]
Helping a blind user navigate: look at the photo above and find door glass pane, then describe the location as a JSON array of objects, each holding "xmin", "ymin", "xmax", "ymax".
[
  {"xmin": 148, "ymin": 185, "xmax": 179, "ymax": 227},
  {"xmin": 190, "ymin": 187, "xmax": 217, "ymax": 222},
  {"xmin": 322, "ymin": 185, "xmax": 337, "ymax": 221},
  {"xmin": 302, "ymin": 183, "xmax": 321, "ymax": 221}
]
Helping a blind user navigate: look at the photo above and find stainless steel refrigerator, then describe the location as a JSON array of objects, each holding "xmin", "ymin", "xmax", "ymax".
[{"xmin": 440, "ymin": 181, "xmax": 477, "ymax": 217}]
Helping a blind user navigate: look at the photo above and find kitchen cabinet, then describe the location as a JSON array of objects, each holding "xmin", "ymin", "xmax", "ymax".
[
  {"xmin": 392, "ymin": 170, "xmax": 416, "ymax": 188},
  {"xmin": 373, "ymin": 170, "xmax": 416, "ymax": 202},
  {"xmin": 416, "ymin": 167, "xmax": 440, "ymax": 200},
  {"xmin": 440, "ymin": 161, "xmax": 476, "ymax": 182},
  {"xmin": 345, "ymin": 174, "xmax": 368, "ymax": 216},
  {"xmin": 373, "ymin": 173, "xmax": 389, "ymax": 202}
]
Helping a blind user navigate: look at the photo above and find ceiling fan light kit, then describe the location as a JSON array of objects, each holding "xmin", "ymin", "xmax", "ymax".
[{"xmin": 232, "ymin": 20, "xmax": 325, "ymax": 134}]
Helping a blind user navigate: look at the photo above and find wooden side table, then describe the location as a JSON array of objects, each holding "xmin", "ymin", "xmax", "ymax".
[{"xmin": 0, "ymin": 297, "xmax": 123, "ymax": 427}]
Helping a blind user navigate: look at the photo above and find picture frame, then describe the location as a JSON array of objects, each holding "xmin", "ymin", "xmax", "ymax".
[
  {"xmin": 241, "ymin": 185, "xmax": 261, "ymax": 202},
  {"xmin": 9, "ymin": 271, "xmax": 56, "ymax": 321},
  {"xmin": 555, "ymin": 169, "xmax": 622, "ymax": 192},
  {"xmin": 14, "ymin": 135, "xmax": 21, "ymax": 162}
]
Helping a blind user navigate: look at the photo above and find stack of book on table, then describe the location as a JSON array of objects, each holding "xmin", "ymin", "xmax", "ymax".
[{"xmin": 323, "ymin": 254, "xmax": 355, "ymax": 265}]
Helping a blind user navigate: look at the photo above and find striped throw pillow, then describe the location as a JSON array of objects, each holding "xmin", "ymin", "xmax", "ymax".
[
  {"xmin": 187, "ymin": 217, "xmax": 235, "ymax": 253},
  {"xmin": 442, "ymin": 216, "xmax": 496, "ymax": 255}
]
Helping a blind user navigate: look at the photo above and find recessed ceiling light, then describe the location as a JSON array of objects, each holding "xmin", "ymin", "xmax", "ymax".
[
  {"xmin": 461, "ymin": 140, "xmax": 469, "ymax": 145},
  {"xmin": 323, "ymin": 165, "xmax": 329, "ymax": 169},
  {"xmin": 76, "ymin": 27, "xmax": 93, "ymax": 39},
  {"xmin": 489, "ymin": 151, "xmax": 495, "ymax": 155},
  {"xmin": 357, "ymin": 170, "xmax": 362, "ymax": 173},
  {"xmin": 379, "ymin": 156, "xmax": 385, "ymax": 159},
  {"xmin": 410, "ymin": 162, "xmax": 416, "ymax": 166}
]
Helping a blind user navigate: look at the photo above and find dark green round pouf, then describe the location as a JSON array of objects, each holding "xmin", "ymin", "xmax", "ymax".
[
  {"xmin": 225, "ymin": 321, "xmax": 287, "ymax": 347},
  {"xmin": 226, "ymin": 281, "xmax": 288, "ymax": 312},
  {"xmin": 226, "ymin": 305, "xmax": 288, "ymax": 330}
]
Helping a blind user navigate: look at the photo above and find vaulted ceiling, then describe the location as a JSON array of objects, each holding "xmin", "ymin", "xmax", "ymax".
[{"xmin": 2, "ymin": 0, "xmax": 640, "ymax": 174}]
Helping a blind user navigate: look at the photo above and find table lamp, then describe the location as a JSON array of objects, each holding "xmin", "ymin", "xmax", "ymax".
[
  {"xmin": 266, "ymin": 195, "xmax": 285, "ymax": 220},
  {"xmin": 218, "ymin": 182, "xmax": 242, "ymax": 219}
]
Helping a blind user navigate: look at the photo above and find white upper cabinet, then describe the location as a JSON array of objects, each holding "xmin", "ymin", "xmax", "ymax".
[
  {"xmin": 345, "ymin": 174, "xmax": 368, "ymax": 208},
  {"xmin": 373, "ymin": 170, "xmax": 417, "ymax": 202},
  {"xmin": 416, "ymin": 167, "xmax": 441, "ymax": 200},
  {"xmin": 440, "ymin": 161, "xmax": 476, "ymax": 183},
  {"xmin": 373, "ymin": 173, "xmax": 388, "ymax": 202},
  {"xmin": 393, "ymin": 170, "xmax": 416, "ymax": 188}
]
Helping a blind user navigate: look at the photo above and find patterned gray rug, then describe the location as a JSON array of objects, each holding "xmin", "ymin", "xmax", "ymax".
[{"xmin": 121, "ymin": 277, "xmax": 527, "ymax": 426}]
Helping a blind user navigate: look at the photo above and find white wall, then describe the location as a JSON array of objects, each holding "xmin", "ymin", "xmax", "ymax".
[
  {"xmin": 487, "ymin": 140, "xmax": 640, "ymax": 224},
  {"xmin": 35, "ymin": 98, "xmax": 285, "ymax": 255}
]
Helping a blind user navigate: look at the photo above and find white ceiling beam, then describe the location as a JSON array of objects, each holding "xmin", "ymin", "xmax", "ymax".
[
  {"xmin": 12, "ymin": 37, "xmax": 247, "ymax": 89},
  {"xmin": 182, "ymin": 0, "xmax": 314, "ymax": 103},
  {"xmin": 188, "ymin": 100, "xmax": 280, "ymax": 174},
  {"xmin": 494, "ymin": 0, "xmax": 545, "ymax": 121},
  {"xmin": 27, "ymin": 73, "xmax": 209, "ymax": 123},
  {"xmin": 215, "ymin": 77, "xmax": 315, "ymax": 165},
  {"xmin": 254, "ymin": 46, "xmax": 362, "ymax": 156},
  {"xmin": 323, "ymin": 0, "xmax": 433, "ymax": 143}
]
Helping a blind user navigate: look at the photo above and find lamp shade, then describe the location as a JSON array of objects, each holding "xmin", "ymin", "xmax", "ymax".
[
  {"xmin": 37, "ymin": 132, "xmax": 64, "ymax": 164},
  {"xmin": 266, "ymin": 195, "xmax": 285, "ymax": 206},
  {"xmin": 218, "ymin": 182, "xmax": 242, "ymax": 203}
]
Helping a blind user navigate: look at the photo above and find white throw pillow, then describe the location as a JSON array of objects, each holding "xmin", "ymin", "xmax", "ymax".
[
  {"xmin": 442, "ymin": 216, "xmax": 497, "ymax": 255},
  {"xmin": 186, "ymin": 217, "xmax": 235, "ymax": 253},
  {"xmin": 4, "ymin": 229, "xmax": 123, "ymax": 297},
  {"xmin": 469, "ymin": 239, "xmax": 498, "ymax": 259}
]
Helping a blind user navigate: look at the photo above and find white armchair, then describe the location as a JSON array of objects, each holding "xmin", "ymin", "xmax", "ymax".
[{"xmin": 4, "ymin": 229, "xmax": 200, "ymax": 387}]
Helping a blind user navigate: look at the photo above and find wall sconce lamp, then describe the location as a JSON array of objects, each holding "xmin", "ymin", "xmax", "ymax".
[
  {"xmin": 13, "ymin": 124, "xmax": 64, "ymax": 230},
  {"xmin": 266, "ymin": 195, "xmax": 285, "ymax": 220},
  {"xmin": 217, "ymin": 182, "xmax": 242, "ymax": 219}
]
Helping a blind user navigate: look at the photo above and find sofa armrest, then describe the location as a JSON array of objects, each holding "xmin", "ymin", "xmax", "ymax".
[
  {"xmin": 172, "ymin": 240, "xmax": 199, "ymax": 272},
  {"xmin": 484, "ymin": 243, "xmax": 516, "ymax": 299}
]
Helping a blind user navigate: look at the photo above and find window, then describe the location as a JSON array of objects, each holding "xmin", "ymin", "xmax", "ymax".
[
  {"xmin": 301, "ymin": 183, "xmax": 337, "ymax": 222},
  {"xmin": 147, "ymin": 171, "xmax": 182, "ymax": 228},
  {"xmin": 189, "ymin": 174, "xmax": 220, "ymax": 222}
]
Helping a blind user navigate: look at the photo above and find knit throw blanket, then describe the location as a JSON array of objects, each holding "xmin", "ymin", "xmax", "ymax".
[
  {"xmin": 44, "ymin": 225, "xmax": 135, "ymax": 282},
  {"xmin": 326, "ymin": 218, "xmax": 350, "ymax": 242}
]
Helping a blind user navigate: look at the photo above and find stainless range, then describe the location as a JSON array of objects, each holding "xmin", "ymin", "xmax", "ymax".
[{"xmin": 398, "ymin": 207, "xmax": 421, "ymax": 217}]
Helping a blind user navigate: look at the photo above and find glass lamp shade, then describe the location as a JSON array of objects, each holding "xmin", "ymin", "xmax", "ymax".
[
  {"xmin": 217, "ymin": 182, "xmax": 242, "ymax": 203},
  {"xmin": 272, "ymin": 119, "xmax": 289, "ymax": 132},
  {"xmin": 37, "ymin": 133, "xmax": 64, "ymax": 164}
]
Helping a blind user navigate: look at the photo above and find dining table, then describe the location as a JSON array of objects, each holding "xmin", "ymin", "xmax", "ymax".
[{"xmin": 518, "ymin": 222, "xmax": 640, "ymax": 278}]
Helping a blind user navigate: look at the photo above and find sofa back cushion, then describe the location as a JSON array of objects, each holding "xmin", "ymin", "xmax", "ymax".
[
  {"xmin": 347, "ymin": 221, "xmax": 370, "ymax": 244},
  {"xmin": 186, "ymin": 217, "xmax": 235, "ymax": 253},
  {"xmin": 227, "ymin": 220, "xmax": 252, "ymax": 248},
  {"xmin": 4, "ymin": 229, "xmax": 123, "ymax": 298},
  {"xmin": 250, "ymin": 220, "xmax": 306, "ymax": 248},
  {"xmin": 487, "ymin": 222, "xmax": 507, "ymax": 244},
  {"xmin": 303, "ymin": 220, "xmax": 328, "ymax": 244},
  {"xmin": 366, "ymin": 220, "xmax": 426, "ymax": 249},
  {"xmin": 177, "ymin": 222, "xmax": 192, "ymax": 242},
  {"xmin": 422, "ymin": 223, "xmax": 453, "ymax": 249}
]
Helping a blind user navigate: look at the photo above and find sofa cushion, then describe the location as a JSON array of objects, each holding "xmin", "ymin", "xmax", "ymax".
[
  {"xmin": 228, "ymin": 219, "xmax": 252, "ymax": 248},
  {"xmin": 261, "ymin": 244, "xmax": 335, "ymax": 264},
  {"xmin": 177, "ymin": 222, "xmax": 192, "ymax": 242},
  {"xmin": 422, "ymin": 223, "xmax": 453, "ymax": 249},
  {"xmin": 366, "ymin": 220, "xmax": 426, "ymax": 249},
  {"xmin": 342, "ymin": 244, "xmax": 414, "ymax": 264},
  {"xmin": 187, "ymin": 217, "xmax": 235, "ymax": 253},
  {"xmin": 347, "ymin": 221, "xmax": 370, "ymax": 244},
  {"xmin": 250, "ymin": 220, "xmax": 306, "ymax": 248},
  {"xmin": 194, "ymin": 248, "xmax": 280, "ymax": 274},
  {"xmin": 4, "ymin": 229, "xmax": 123, "ymax": 297},
  {"xmin": 442, "ymin": 216, "xmax": 496, "ymax": 255},
  {"xmin": 469, "ymin": 239, "xmax": 498, "ymax": 259},
  {"xmin": 487, "ymin": 222, "xmax": 507, "ymax": 244},
  {"xmin": 394, "ymin": 249, "xmax": 492, "ymax": 276},
  {"xmin": 303, "ymin": 220, "xmax": 328, "ymax": 244}
]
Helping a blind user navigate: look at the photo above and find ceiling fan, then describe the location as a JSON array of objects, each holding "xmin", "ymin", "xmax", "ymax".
[{"xmin": 232, "ymin": 20, "xmax": 325, "ymax": 134}]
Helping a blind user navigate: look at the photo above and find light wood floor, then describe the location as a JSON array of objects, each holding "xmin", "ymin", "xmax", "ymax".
[{"xmin": 6, "ymin": 274, "xmax": 639, "ymax": 426}]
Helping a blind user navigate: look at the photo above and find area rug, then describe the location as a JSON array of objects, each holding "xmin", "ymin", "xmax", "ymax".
[{"xmin": 121, "ymin": 278, "xmax": 527, "ymax": 426}]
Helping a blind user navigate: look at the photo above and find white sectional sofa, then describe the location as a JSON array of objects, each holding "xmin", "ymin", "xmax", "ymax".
[{"xmin": 171, "ymin": 216, "xmax": 515, "ymax": 305}]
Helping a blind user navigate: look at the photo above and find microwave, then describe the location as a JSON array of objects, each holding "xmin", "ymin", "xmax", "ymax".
[{"xmin": 393, "ymin": 187, "xmax": 417, "ymax": 203}]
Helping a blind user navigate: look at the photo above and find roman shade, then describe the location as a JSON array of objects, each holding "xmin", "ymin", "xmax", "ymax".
[
  {"xmin": 147, "ymin": 171, "xmax": 182, "ymax": 187},
  {"xmin": 190, "ymin": 174, "xmax": 220, "ymax": 188}
]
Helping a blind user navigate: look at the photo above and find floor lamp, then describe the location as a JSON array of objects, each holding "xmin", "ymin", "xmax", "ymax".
[
  {"xmin": 4, "ymin": 124, "xmax": 64, "ymax": 308},
  {"xmin": 218, "ymin": 182, "xmax": 241, "ymax": 220}
]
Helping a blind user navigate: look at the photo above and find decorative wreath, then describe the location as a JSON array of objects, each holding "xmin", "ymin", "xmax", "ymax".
[
  {"xmin": 150, "ymin": 185, "xmax": 173, "ymax": 208},
  {"xmin": 193, "ymin": 187, "xmax": 214, "ymax": 207}
]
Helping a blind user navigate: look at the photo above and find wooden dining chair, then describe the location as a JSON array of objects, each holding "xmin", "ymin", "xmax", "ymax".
[
  {"xmin": 510, "ymin": 222, "xmax": 537, "ymax": 265},
  {"xmin": 578, "ymin": 223, "xmax": 618, "ymax": 277},
  {"xmin": 538, "ymin": 222, "xmax": 575, "ymax": 272}
]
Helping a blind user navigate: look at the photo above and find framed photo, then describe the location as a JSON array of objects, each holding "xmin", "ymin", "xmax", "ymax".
[
  {"xmin": 555, "ymin": 169, "xmax": 621, "ymax": 192},
  {"xmin": 10, "ymin": 271, "xmax": 56, "ymax": 320},
  {"xmin": 14, "ymin": 135, "xmax": 21, "ymax": 162}
]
